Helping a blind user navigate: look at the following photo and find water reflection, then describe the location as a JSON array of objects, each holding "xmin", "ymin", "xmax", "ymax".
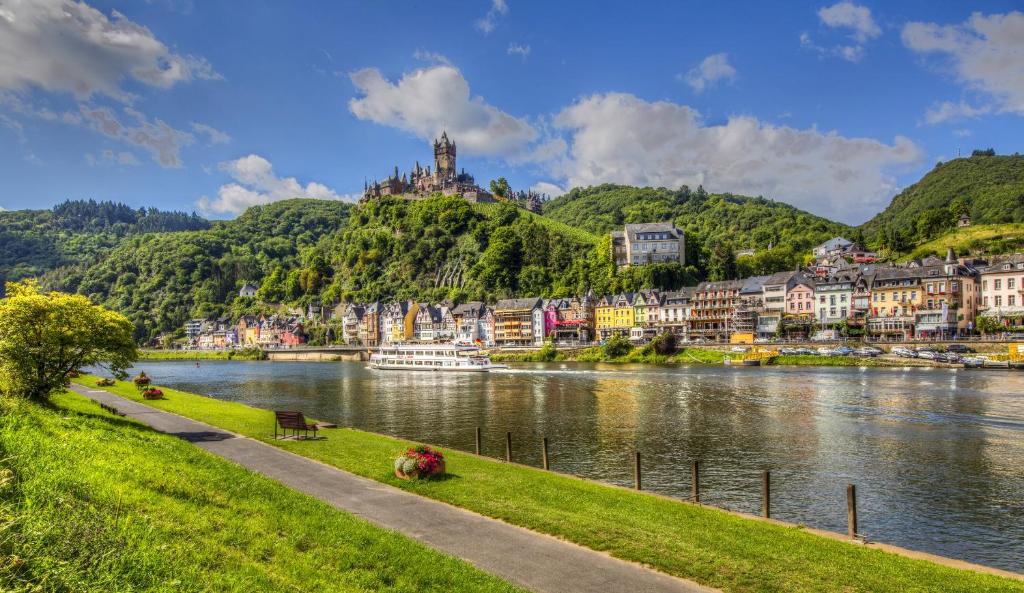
[{"xmin": 131, "ymin": 360, "xmax": 1024, "ymax": 572}]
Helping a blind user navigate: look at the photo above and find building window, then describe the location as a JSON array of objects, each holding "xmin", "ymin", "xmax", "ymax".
[
  {"xmin": 1010, "ymin": 295, "xmax": 1017, "ymax": 307},
  {"xmin": 995, "ymin": 279, "xmax": 1002, "ymax": 290},
  {"xmin": 995, "ymin": 296, "xmax": 1003, "ymax": 307},
  {"xmin": 1010, "ymin": 278, "xmax": 1016, "ymax": 290}
]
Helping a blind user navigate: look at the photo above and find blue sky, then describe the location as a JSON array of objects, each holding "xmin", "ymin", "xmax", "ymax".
[{"xmin": 1, "ymin": 1, "xmax": 1022, "ymax": 224}]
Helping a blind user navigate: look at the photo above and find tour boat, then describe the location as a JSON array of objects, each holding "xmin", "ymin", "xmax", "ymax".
[{"xmin": 368, "ymin": 344, "xmax": 507, "ymax": 372}]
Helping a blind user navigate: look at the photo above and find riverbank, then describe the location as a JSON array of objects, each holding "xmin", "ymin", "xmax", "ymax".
[
  {"xmin": 73, "ymin": 374, "xmax": 1024, "ymax": 593},
  {"xmin": 138, "ymin": 348, "xmax": 267, "ymax": 361},
  {"xmin": 0, "ymin": 392, "xmax": 523, "ymax": 592},
  {"xmin": 492, "ymin": 346, "xmax": 899, "ymax": 367}
]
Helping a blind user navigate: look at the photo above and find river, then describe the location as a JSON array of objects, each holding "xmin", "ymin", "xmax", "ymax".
[{"xmin": 130, "ymin": 360, "xmax": 1024, "ymax": 572}]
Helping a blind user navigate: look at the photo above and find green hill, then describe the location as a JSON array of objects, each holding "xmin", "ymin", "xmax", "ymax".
[
  {"xmin": 0, "ymin": 200, "xmax": 209, "ymax": 293},
  {"xmin": 542, "ymin": 184, "xmax": 851, "ymax": 277},
  {"xmin": 859, "ymin": 154, "xmax": 1024, "ymax": 247},
  {"xmin": 901, "ymin": 223, "xmax": 1024, "ymax": 262}
]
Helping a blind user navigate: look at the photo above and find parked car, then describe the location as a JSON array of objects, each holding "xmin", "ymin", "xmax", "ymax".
[
  {"xmin": 893, "ymin": 347, "xmax": 917, "ymax": 358},
  {"xmin": 730, "ymin": 346, "xmax": 750, "ymax": 353},
  {"xmin": 854, "ymin": 347, "xmax": 879, "ymax": 357},
  {"xmin": 946, "ymin": 344, "xmax": 975, "ymax": 354},
  {"xmin": 795, "ymin": 347, "xmax": 814, "ymax": 355},
  {"xmin": 936, "ymin": 352, "xmax": 963, "ymax": 364},
  {"xmin": 816, "ymin": 346, "xmax": 833, "ymax": 356},
  {"xmin": 917, "ymin": 350, "xmax": 937, "ymax": 360},
  {"xmin": 861, "ymin": 346, "xmax": 883, "ymax": 356},
  {"xmin": 833, "ymin": 346, "xmax": 855, "ymax": 356},
  {"xmin": 779, "ymin": 347, "xmax": 798, "ymax": 355}
]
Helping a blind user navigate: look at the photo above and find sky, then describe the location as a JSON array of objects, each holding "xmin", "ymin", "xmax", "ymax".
[{"xmin": 0, "ymin": 1, "xmax": 1022, "ymax": 224}]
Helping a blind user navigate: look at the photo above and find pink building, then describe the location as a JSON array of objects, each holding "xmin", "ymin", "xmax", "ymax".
[
  {"xmin": 785, "ymin": 277, "xmax": 815, "ymax": 316},
  {"xmin": 543, "ymin": 302, "xmax": 558, "ymax": 338}
]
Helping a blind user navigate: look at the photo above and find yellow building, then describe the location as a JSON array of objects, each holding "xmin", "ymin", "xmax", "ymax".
[
  {"xmin": 392, "ymin": 301, "xmax": 420, "ymax": 342},
  {"xmin": 868, "ymin": 269, "xmax": 923, "ymax": 338},
  {"xmin": 611, "ymin": 293, "xmax": 636, "ymax": 332},
  {"xmin": 595, "ymin": 295, "xmax": 615, "ymax": 339}
]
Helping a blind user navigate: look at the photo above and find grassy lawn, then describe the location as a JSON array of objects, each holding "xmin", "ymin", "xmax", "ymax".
[
  {"xmin": 902, "ymin": 223, "xmax": 1024, "ymax": 261},
  {"xmin": 0, "ymin": 392, "xmax": 525, "ymax": 593},
  {"xmin": 75, "ymin": 375, "xmax": 1023, "ymax": 593}
]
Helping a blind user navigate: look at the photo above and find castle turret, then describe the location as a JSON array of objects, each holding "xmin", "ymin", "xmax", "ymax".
[{"xmin": 434, "ymin": 131, "xmax": 456, "ymax": 178}]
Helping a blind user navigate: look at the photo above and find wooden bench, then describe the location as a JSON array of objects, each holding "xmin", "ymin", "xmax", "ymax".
[{"xmin": 274, "ymin": 410, "xmax": 319, "ymax": 440}]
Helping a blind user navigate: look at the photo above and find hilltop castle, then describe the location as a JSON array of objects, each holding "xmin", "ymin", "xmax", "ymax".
[{"xmin": 361, "ymin": 132, "xmax": 495, "ymax": 203}]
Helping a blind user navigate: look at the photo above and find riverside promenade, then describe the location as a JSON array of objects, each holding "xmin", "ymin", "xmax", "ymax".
[{"xmin": 70, "ymin": 384, "xmax": 714, "ymax": 593}]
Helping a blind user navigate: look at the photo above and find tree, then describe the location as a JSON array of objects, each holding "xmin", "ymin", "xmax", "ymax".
[
  {"xmin": 602, "ymin": 333, "xmax": 633, "ymax": 358},
  {"xmin": 975, "ymin": 315, "xmax": 1002, "ymax": 335},
  {"xmin": 0, "ymin": 280, "xmax": 136, "ymax": 401},
  {"xmin": 651, "ymin": 331, "xmax": 677, "ymax": 355},
  {"xmin": 489, "ymin": 177, "xmax": 511, "ymax": 199}
]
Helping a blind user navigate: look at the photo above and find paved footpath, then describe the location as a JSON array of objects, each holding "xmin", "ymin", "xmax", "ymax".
[{"xmin": 71, "ymin": 385, "xmax": 716, "ymax": 593}]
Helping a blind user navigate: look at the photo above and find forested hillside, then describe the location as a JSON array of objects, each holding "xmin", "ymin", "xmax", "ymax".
[
  {"xmin": 0, "ymin": 200, "xmax": 208, "ymax": 293},
  {"xmin": 543, "ymin": 184, "xmax": 851, "ymax": 278},
  {"xmin": 859, "ymin": 154, "xmax": 1024, "ymax": 249},
  {"xmin": 61, "ymin": 199, "xmax": 350, "ymax": 340}
]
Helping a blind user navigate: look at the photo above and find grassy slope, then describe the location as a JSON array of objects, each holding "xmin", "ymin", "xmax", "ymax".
[
  {"xmin": 75, "ymin": 375, "xmax": 1023, "ymax": 593},
  {"xmin": 902, "ymin": 223, "xmax": 1024, "ymax": 261},
  {"xmin": 138, "ymin": 349, "xmax": 267, "ymax": 361},
  {"xmin": 0, "ymin": 392, "xmax": 523, "ymax": 593},
  {"xmin": 472, "ymin": 202, "xmax": 600, "ymax": 245},
  {"xmin": 860, "ymin": 155, "xmax": 1024, "ymax": 241}
]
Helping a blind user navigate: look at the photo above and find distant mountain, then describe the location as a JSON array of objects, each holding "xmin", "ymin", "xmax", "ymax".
[
  {"xmin": 0, "ymin": 199, "xmax": 209, "ymax": 293},
  {"xmin": 858, "ymin": 154, "xmax": 1024, "ymax": 248},
  {"xmin": 542, "ymin": 184, "xmax": 852, "ymax": 277}
]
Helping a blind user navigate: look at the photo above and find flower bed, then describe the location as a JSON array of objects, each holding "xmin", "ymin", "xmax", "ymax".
[
  {"xmin": 133, "ymin": 372, "xmax": 151, "ymax": 391},
  {"xmin": 394, "ymin": 445, "xmax": 445, "ymax": 480},
  {"xmin": 142, "ymin": 388, "xmax": 164, "ymax": 400},
  {"xmin": 96, "ymin": 378, "xmax": 115, "ymax": 387}
]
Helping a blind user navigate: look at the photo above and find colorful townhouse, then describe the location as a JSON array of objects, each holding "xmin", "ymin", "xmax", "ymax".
[
  {"xmin": 594, "ymin": 295, "xmax": 615, "ymax": 340},
  {"xmin": 867, "ymin": 268, "xmax": 922, "ymax": 339},
  {"xmin": 658, "ymin": 289, "xmax": 691, "ymax": 339},
  {"xmin": 784, "ymin": 274, "xmax": 815, "ymax": 317},
  {"xmin": 358, "ymin": 302, "xmax": 382, "ymax": 347},
  {"xmin": 493, "ymin": 298, "xmax": 542, "ymax": 347},
  {"xmin": 979, "ymin": 253, "xmax": 1024, "ymax": 329},
  {"xmin": 689, "ymin": 280, "xmax": 743, "ymax": 341}
]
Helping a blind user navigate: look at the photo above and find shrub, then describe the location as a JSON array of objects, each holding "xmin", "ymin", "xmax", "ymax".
[
  {"xmin": 602, "ymin": 334, "xmax": 633, "ymax": 359},
  {"xmin": 651, "ymin": 332, "xmax": 677, "ymax": 355}
]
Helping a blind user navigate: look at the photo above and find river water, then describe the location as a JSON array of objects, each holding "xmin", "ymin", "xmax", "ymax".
[{"xmin": 132, "ymin": 360, "xmax": 1024, "ymax": 572}]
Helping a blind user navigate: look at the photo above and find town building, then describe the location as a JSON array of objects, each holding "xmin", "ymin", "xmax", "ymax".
[
  {"xmin": 979, "ymin": 254, "xmax": 1024, "ymax": 321},
  {"xmin": 758, "ymin": 271, "xmax": 795, "ymax": 337},
  {"xmin": 493, "ymin": 298, "xmax": 542, "ymax": 347},
  {"xmin": 689, "ymin": 280, "xmax": 743, "ymax": 341},
  {"xmin": 814, "ymin": 273, "xmax": 856, "ymax": 325},
  {"xmin": 358, "ymin": 302, "xmax": 382, "ymax": 347},
  {"xmin": 631, "ymin": 290, "xmax": 662, "ymax": 342},
  {"xmin": 238, "ymin": 283, "xmax": 258, "ymax": 298},
  {"xmin": 610, "ymin": 222, "xmax": 685, "ymax": 268},
  {"xmin": 658, "ymin": 289, "xmax": 692, "ymax": 340},
  {"xmin": 812, "ymin": 237, "xmax": 853, "ymax": 258}
]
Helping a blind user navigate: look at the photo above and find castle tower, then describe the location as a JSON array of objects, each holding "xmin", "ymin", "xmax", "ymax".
[{"xmin": 433, "ymin": 131, "xmax": 456, "ymax": 179}]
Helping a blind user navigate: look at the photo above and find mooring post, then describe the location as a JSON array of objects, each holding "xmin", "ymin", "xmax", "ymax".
[
  {"xmin": 475, "ymin": 426, "xmax": 481, "ymax": 455},
  {"xmin": 505, "ymin": 431, "xmax": 512, "ymax": 462},
  {"xmin": 692, "ymin": 460, "xmax": 701, "ymax": 503},
  {"xmin": 634, "ymin": 451, "xmax": 642, "ymax": 490},
  {"xmin": 542, "ymin": 437, "xmax": 550, "ymax": 470},
  {"xmin": 846, "ymin": 484, "xmax": 858, "ymax": 539},
  {"xmin": 762, "ymin": 470, "xmax": 771, "ymax": 519}
]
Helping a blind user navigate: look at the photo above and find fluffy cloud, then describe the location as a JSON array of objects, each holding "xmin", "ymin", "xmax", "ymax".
[
  {"xmin": 551, "ymin": 93, "xmax": 921, "ymax": 224},
  {"xmin": 79, "ymin": 105, "xmax": 193, "ymax": 167},
  {"xmin": 682, "ymin": 53, "xmax": 736, "ymax": 93},
  {"xmin": 348, "ymin": 64, "xmax": 539, "ymax": 158},
  {"xmin": 197, "ymin": 154, "xmax": 345, "ymax": 216},
  {"xmin": 191, "ymin": 122, "xmax": 231, "ymax": 145},
  {"xmin": 903, "ymin": 11, "xmax": 1024, "ymax": 119},
  {"xmin": 923, "ymin": 100, "xmax": 991, "ymax": 125},
  {"xmin": 475, "ymin": 0, "xmax": 508, "ymax": 34},
  {"xmin": 818, "ymin": 2, "xmax": 881, "ymax": 42},
  {"xmin": 530, "ymin": 181, "xmax": 565, "ymax": 198},
  {"xmin": 0, "ymin": 0, "xmax": 220, "ymax": 102},
  {"xmin": 85, "ymin": 149, "xmax": 140, "ymax": 166}
]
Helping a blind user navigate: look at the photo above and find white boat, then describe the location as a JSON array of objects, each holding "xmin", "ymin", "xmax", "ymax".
[{"xmin": 369, "ymin": 344, "xmax": 507, "ymax": 372}]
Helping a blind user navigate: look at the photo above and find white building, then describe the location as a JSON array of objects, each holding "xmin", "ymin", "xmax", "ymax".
[{"xmin": 611, "ymin": 222, "xmax": 685, "ymax": 268}]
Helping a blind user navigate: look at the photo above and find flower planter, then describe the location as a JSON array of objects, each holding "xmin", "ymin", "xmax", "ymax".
[
  {"xmin": 142, "ymin": 389, "xmax": 164, "ymax": 400},
  {"xmin": 395, "ymin": 460, "xmax": 446, "ymax": 481}
]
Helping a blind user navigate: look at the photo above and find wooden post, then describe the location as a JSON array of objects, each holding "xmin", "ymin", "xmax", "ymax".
[
  {"xmin": 634, "ymin": 451, "xmax": 642, "ymax": 490},
  {"xmin": 475, "ymin": 427, "xmax": 481, "ymax": 455},
  {"xmin": 505, "ymin": 431, "xmax": 512, "ymax": 462},
  {"xmin": 542, "ymin": 437, "xmax": 549, "ymax": 470},
  {"xmin": 691, "ymin": 460, "xmax": 700, "ymax": 503},
  {"xmin": 846, "ymin": 484, "xmax": 858, "ymax": 538},
  {"xmin": 762, "ymin": 471, "xmax": 771, "ymax": 519}
]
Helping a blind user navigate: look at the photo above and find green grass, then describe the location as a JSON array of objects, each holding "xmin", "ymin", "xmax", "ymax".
[
  {"xmin": 0, "ymin": 392, "xmax": 525, "ymax": 593},
  {"xmin": 767, "ymin": 354, "xmax": 887, "ymax": 367},
  {"xmin": 471, "ymin": 202, "xmax": 600, "ymax": 245},
  {"xmin": 75, "ymin": 375, "xmax": 1023, "ymax": 593},
  {"xmin": 902, "ymin": 223, "xmax": 1024, "ymax": 261},
  {"xmin": 138, "ymin": 348, "xmax": 267, "ymax": 361}
]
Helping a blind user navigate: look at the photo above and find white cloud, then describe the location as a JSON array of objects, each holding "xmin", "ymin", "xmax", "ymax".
[
  {"xmin": 412, "ymin": 49, "xmax": 451, "ymax": 66},
  {"xmin": 530, "ymin": 181, "xmax": 565, "ymax": 198},
  {"xmin": 818, "ymin": 2, "xmax": 881, "ymax": 42},
  {"xmin": 475, "ymin": 0, "xmax": 508, "ymax": 34},
  {"xmin": 922, "ymin": 100, "xmax": 991, "ymax": 124},
  {"xmin": 551, "ymin": 93, "xmax": 921, "ymax": 224},
  {"xmin": 197, "ymin": 154, "xmax": 345, "ymax": 216},
  {"xmin": 191, "ymin": 122, "xmax": 231, "ymax": 145},
  {"xmin": 85, "ymin": 149, "xmax": 140, "ymax": 166},
  {"xmin": 348, "ymin": 64, "xmax": 539, "ymax": 158},
  {"xmin": 507, "ymin": 43, "xmax": 531, "ymax": 59},
  {"xmin": 903, "ymin": 11, "xmax": 1024, "ymax": 118},
  {"xmin": 79, "ymin": 105, "xmax": 193, "ymax": 167},
  {"xmin": 953, "ymin": 128, "xmax": 972, "ymax": 138},
  {"xmin": 682, "ymin": 53, "xmax": 736, "ymax": 93},
  {"xmin": 0, "ymin": 0, "xmax": 220, "ymax": 102}
]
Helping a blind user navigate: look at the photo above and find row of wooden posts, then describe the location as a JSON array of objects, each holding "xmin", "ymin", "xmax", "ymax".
[{"xmin": 476, "ymin": 427, "xmax": 860, "ymax": 540}]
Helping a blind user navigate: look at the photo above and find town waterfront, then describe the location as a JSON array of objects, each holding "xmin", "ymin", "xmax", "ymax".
[{"xmin": 133, "ymin": 360, "xmax": 1024, "ymax": 572}]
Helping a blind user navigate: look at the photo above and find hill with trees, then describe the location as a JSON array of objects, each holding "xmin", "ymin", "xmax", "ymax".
[
  {"xmin": 0, "ymin": 200, "xmax": 209, "ymax": 293},
  {"xmin": 542, "ymin": 184, "xmax": 851, "ymax": 279},
  {"xmin": 858, "ymin": 154, "xmax": 1024, "ymax": 250}
]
